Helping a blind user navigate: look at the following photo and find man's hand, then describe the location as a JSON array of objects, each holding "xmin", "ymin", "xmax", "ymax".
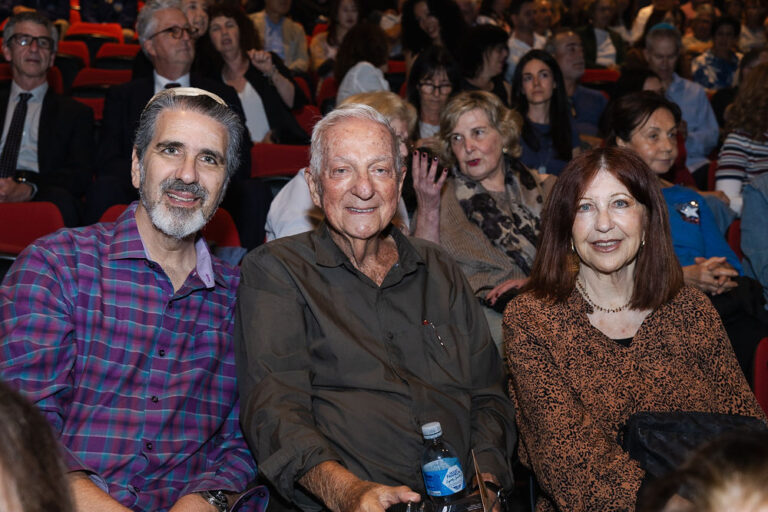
[
  {"xmin": 683, "ymin": 257, "xmax": 738, "ymax": 295},
  {"xmin": 0, "ymin": 177, "xmax": 34, "ymax": 203},
  {"xmin": 299, "ymin": 461, "xmax": 421, "ymax": 512},
  {"xmin": 69, "ymin": 471, "xmax": 132, "ymax": 512}
]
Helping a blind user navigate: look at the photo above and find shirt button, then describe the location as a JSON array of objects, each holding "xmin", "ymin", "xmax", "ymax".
[
  {"xmin": 146, "ymin": 442, "xmax": 153, "ymax": 450},
  {"xmin": 386, "ymin": 332, "xmax": 393, "ymax": 340},
  {"xmin": 151, "ymin": 396, "xmax": 159, "ymax": 403},
  {"xmin": 158, "ymin": 349, "xmax": 166, "ymax": 357}
]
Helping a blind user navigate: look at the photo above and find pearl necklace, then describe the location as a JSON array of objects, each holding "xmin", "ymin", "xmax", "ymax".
[{"xmin": 575, "ymin": 278, "xmax": 631, "ymax": 314}]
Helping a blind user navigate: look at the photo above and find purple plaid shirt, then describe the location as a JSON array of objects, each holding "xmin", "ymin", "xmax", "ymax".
[{"xmin": 0, "ymin": 202, "xmax": 257, "ymax": 511}]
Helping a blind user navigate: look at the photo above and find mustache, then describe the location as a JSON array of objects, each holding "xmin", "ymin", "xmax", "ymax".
[{"xmin": 161, "ymin": 179, "xmax": 209, "ymax": 201}]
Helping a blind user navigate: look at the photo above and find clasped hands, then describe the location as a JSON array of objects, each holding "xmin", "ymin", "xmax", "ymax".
[{"xmin": 684, "ymin": 256, "xmax": 738, "ymax": 295}]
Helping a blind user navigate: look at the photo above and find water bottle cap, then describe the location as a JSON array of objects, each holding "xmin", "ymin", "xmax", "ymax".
[{"xmin": 421, "ymin": 421, "xmax": 442, "ymax": 439}]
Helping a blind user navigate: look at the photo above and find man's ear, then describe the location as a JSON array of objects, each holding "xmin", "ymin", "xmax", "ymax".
[
  {"xmin": 305, "ymin": 169, "xmax": 322, "ymax": 209},
  {"xmin": 1, "ymin": 44, "xmax": 12, "ymax": 63},
  {"xmin": 131, "ymin": 148, "xmax": 142, "ymax": 190},
  {"xmin": 143, "ymin": 39, "xmax": 157, "ymax": 60}
]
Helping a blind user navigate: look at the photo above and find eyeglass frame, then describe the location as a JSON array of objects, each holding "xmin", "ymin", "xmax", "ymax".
[
  {"xmin": 147, "ymin": 24, "xmax": 199, "ymax": 40},
  {"xmin": 418, "ymin": 81, "xmax": 453, "ymax": 95},
  {"xmin": 7, "ymin": 33, "xmax": 56, "ymax": 51}
]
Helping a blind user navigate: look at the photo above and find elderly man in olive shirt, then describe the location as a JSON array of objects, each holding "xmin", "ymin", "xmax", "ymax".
[{"xmin": 234, "ymin": 104, "xmax": 516, "ymax": 512}]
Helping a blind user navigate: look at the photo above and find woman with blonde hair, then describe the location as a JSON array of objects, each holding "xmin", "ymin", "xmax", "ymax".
[
  {"xmin": 715, "ymin": 62, "xmax": 768, "ymax": 216},
  {"xmin": 412, "ymin": 90, "xmax": 553, "ymax": 348}
]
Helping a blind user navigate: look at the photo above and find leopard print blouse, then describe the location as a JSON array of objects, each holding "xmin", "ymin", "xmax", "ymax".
[{"xmin": 504, "ymin": 285, "xmax": 765, "ymax": 512}]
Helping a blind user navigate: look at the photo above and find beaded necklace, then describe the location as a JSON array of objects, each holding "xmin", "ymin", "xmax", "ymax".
[{"xmin": 575, "ymin": 278, "xmax": 631, "ymax": 314}]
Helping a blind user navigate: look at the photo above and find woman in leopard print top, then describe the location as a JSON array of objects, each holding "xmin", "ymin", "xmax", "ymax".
[{"xmin": 504, "ymin": 148, "xmax": 765, "ymax": 512}]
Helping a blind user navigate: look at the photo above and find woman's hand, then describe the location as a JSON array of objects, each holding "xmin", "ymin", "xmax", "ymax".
[
  {"xmin": 412, "ymin": 151, "xmax": 447, "ymax": 213},
  {"xmin": 249, "ymin": 49, "xmax": 276, "ymax": 76},
  {"xmin": 486, "ymin": 278, "xmax": 528, "ymax": 305},
  {"xmin": 682, "ymin": 256, "xmax": 738, "ymax": 295},
  {"xmin": 411, "ymin": 151, "xmax": 446, "ymax": 244}
]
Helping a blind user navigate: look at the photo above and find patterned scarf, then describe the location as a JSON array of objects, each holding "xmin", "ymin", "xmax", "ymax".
[{"xmin": 453, "ymin": 156, "xmax": 543, "ymax": 275}]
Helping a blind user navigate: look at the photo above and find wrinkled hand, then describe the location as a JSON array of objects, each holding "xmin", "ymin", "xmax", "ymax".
[
  {"xmin": 683, "ymin": 256, "xmax": 738, "ymax": 295},
  {"xmin": 341, "ymin": 481, "xmax": 420, "ymax": 512},
  {"xmin": 0, "ymin": 177, "xmax": 33, "ymax": 203},
  {"xmin": 412, "ymin": 151, "xmax": 447, "ymax": 213},
  {"xmin": 486, "ymin": 278, "xmax": 528, "ymax": 305},
  {"xmin": 469, "ymin": 473, "xmax": 502, "ymax": 512},
  {"xmin": 249, "ymin": 49, "xmax": 276, "ymax": 75}
]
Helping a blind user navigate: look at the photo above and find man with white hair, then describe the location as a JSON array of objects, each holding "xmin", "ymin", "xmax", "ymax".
[
  {"xmin": 0, "ymin": 88, "xmax": 258, "ymax": 512},
  {"xmin": 236, "ymin": 103, "xmax": 516, "ymax": 512}
]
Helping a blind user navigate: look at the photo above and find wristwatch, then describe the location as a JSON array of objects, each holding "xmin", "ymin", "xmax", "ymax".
[
  {"xmin": 199, "ymin": 490, "xmax": 229, "ymax": 512},
  {"xmin": 13, "ymin": 172, "xmax": 38, "ymax": 198}
]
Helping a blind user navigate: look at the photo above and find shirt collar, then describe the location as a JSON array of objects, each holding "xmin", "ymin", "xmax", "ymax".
[
  {"xmin": 311, "ymin": 221, "xmax": 424, "ymax": 273},
  {"xmin": 106, "ymin": 201, "xmax": 225, "ymax": 289},
  {"xmin": 10, "ymin": 80, "xmax": 48, "ymax": 102},
  {"xmin": 153, "ymin": 72, "xmax": 191, "ymax": 92}
]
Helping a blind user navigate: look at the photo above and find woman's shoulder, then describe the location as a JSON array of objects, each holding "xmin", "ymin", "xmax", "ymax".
[
  {"xmin": 505, "ymin": 291, "xmax": 575, "ymax": 329},
  {"xmin": 655, "ymin": 285, "xmax": 719, "ymax": 325}
]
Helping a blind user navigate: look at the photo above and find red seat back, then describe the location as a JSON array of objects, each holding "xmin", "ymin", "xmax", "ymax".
[
  {"xmin": 57, "ymin": 40, "xmax": 91, "ymax": 67},
  {"xmin": 0, "ymin": 202, "xmax": 65, "ymax": 255},
  {"xmin": 581, "ymin": 68, "xmax": 621, "ymax": 83},
  {"xmin": 72, "ymin": 67, "xmax": 132, "ymax": 88},
  {"xmin": 292, "ymin": 105, "xmax": 321, "ymax": 137},
  {"xmin": 65, "ymin": 22, "xmax": 124, "ymax": 43},
  {"xmin": 251, "ymin": 143, "xmax": 308, "ymax": 178}
]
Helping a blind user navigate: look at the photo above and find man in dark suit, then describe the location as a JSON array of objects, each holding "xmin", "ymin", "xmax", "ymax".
[
  {"xmin": 87, "ymin": 0, "xmax": 269, "ymax": 247},
  {"xmin": 0, "ymin": 12, "xmax": 93, "ymax": 227}
]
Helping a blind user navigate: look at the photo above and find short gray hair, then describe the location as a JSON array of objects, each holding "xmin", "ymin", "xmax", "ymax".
[
  {"xmin": 137, "ymin": 0, "xmax": 182, "ymax": 48},
  {"xmin": 309, "ymin": 103, "xmax": 403, "ymax": 188},
  {"xmin": 134, "ymin": 88, "xmax": 243, "ymax": 182},
  {"xmin": 3, "ymin": 12, "xmax": 58, "ymax": 53},
  {"xmin": 644, "ymin": 26, "xmax": 682, "ymax": 53}
]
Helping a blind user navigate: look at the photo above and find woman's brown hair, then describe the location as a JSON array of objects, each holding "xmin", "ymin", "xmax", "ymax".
[
  {"xmin": 726, "ymin": 62, "xmax": 768, "ymax": 141},
  {"xmin": 526, "ymin": 147, "xmax": 683, "ymax": 310}
]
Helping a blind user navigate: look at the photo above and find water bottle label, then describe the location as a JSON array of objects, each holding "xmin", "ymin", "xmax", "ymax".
[{"xmin": 422, "ymin": 457, "xmax": 465, "ymax": 496}]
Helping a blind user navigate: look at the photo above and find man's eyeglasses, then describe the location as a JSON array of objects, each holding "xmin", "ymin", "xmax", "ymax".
[
  {"xmin": 418, "ymin": 81, "xmax": 452, "ymax": 94},
  {"xmin": 148, "ymin": 25, "xmax": 199, "ymax": 40},
  {"xmin": 8, "ymin": 33, "xmax": 55, "ymax": 50}
]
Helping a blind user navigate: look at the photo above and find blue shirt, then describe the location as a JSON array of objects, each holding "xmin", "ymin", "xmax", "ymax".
[
  {"xmin": 0, "ymin": 203, "xmax": 257, "ymax": 511},
  {"xmin": 570, "ymin": 85, "xmax": 607, "ymax": 137},
  {"xmin": 666, "ymin": 73, "xmax": 719, "ymax": 171},
  {"xmin": 264, "ymin": 16, "xmax": 285, "ymax": 58},
  {"xmin": 663, "ymin": 185, "xmax": 742, "ymax": 272},
  {"xmin": 520, "ymin": 120, "xmax": 581, "ymax": 176}
]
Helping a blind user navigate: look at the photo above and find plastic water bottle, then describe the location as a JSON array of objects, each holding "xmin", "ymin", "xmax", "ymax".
[{"xmin": 420, "ymin": 421, "xmax": 466, "ymax": 503}]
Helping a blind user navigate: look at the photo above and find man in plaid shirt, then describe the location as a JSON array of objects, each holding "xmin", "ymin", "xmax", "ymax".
[{"xmin": 0, "ymin": 88, "xmax": 257, "ymax": 511}]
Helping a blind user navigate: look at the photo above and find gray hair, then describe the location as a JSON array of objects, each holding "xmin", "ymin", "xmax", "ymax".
[
  {"xmin": 644, "ymin": 26, "xmax": 682, "ymax": 53},
  {"xmin": 133, "ymin": 88, "xmax": 243, "ymax": 182},
  {"xmin": 3, "ymin": 12, "xmax": 58, "ymax": 53},
  {"xmin": 309, "ymin": 103, "xmax": 403, "ymax": 191},
  {"xmin": 137, "ymin": 0, "xmax": 183, "ymax": 48},
  {"xmin": 544, "ymin": 28, "xmax": 577, "ymax": 56}
]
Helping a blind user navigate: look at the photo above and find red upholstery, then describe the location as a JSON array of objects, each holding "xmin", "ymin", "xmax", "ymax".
[
  {"xmin": 72, "ymin": 67, "xmax": 132, "ymax": 88},
  {"xmin": 57, "ymin": 40, "xmax": 91, "ymax": 67},
  {"xmin": 99, "ymin": 205, "xmax": 242, "ymax": 247},
  {"xmin": 312, "ymin": 23, "xmax": 329, "ymax": 36},
  {"xmin": 726, "ymin": 218, "xmax": 743, "ymax": 260},
  {"xmin": 251, "ymin": 143, "xmax": 308, "ymax": 178},
  {"xmin": 387, "ymin": 59, "xmax": 406, "ymax": 74},
  {"xmin": 65, "ymin": 22, "xmax": 124, "ymax": 43},
  {"xmin": 94, "ymin": 43, "xmax": 141, "ymax": 68},
  {"xmin": 293, "ymin": 75, "xmax": 313, "ymax": 103},
  {"xmin": 293, "ymin": 105, "xmax": 321, "ymax": 137},
  {"xmin": 581, "ymin": 68, "xmax": 620, "ymax": 83},
  {"xmin": 754, "ymin": 337, "xmax": 768, "ymax": 416},
  {"xmin": 0, "ymin": 202, "xmax": 65, "ymax": 256},
  {"xmin": 316, "ymin": 77, "xmax": 338, "ymax": 107}
]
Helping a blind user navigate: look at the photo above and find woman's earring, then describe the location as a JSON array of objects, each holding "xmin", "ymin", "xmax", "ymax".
[
  {"xmin": 641, "ymin": 238, "xmax": 646, "ymax": 247},
  {"xmin": 502, "ymin": 147, "xmax": 508, "ymax": 154},
  {"xmin": 570, "ymin": 239, "xmax": 575, "ymax": 252}
]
